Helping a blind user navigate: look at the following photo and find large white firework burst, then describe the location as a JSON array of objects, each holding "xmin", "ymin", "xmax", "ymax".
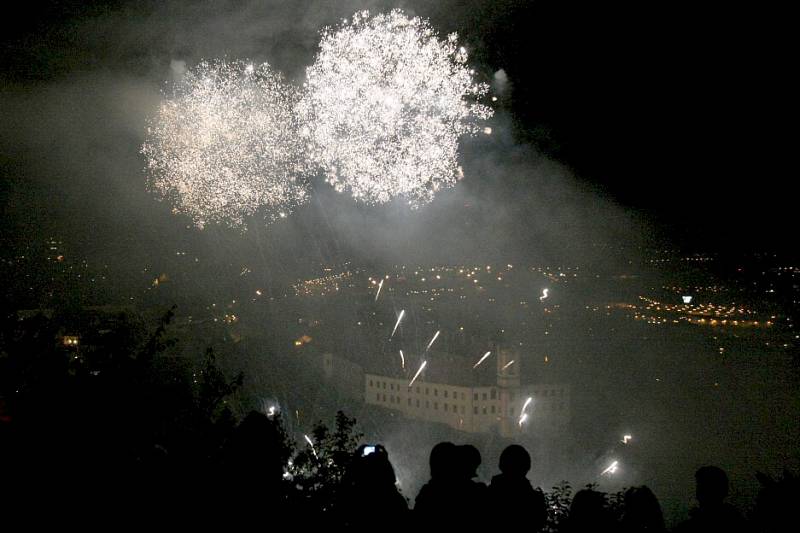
[
  {"xmin": 142, "ymin": 60, "xmax": 310, "ymax": 228},
  {"xmin": 299, "ymin": 10, "xmax": 493, "ymax": 206}
]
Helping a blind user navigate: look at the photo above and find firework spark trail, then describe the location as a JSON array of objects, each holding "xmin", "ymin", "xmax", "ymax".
[
  {"xmin": 501, "ymin": 360, "xmax": 515, "ymax": 370},
  {"xmin": 374, "ymin": 279, "xmax": 384, "ymax": 302},
  {"xmin": 390, "ymin": 309, "xmax": 405, "ymax": 338},
  {"xmin": 408, "ymin": 360, "xmax": 427, "ymax": 387},
  {"xmin": 540, "ymin": 288, "xmax": 549, "ymax": 301},
  {"xmin": 472, "ymin": 351, "xmax": 492, "ymax": 369},
  {"xmin": 424, "ymin": 330, "xmax": 440, "ymax": 353},
  {"xmin": 518, "ymin": 396, "xmax": 533, "ymax": 426},
  {"xmin": 142, "ymin": 60, "xmax": 310, "ymax": 229},
  {"xmin": 304, "ymin": 434, "xmax": 318, "ymax": 459},
  {"xmin": 522, "ymin": 397, "xmax": 533, "ymax": 412},
  {"xmin": 399, "ymin": 350, "xmax": 405, "ymax": 370},
  {"xmin": 601, "ymin": 461, "xmax": 619, "ymax": 475},
  {"xmin": 298, "ymin": 10, "xmax": 493, "ymax": 206}
]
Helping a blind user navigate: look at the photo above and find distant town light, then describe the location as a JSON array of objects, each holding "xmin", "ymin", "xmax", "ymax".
[
  {"xmin": 62, "ymin": 335, "xmax": 79, "ymax": 347},
  {"xmin": 682, "ymin": 295, "xmax": 693, "ymax": 304}
]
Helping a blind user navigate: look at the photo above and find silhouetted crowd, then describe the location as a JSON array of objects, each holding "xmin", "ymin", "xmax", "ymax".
[{"xmin": 2, "ymin": 409, "xmax": 797, "ymax": 531}]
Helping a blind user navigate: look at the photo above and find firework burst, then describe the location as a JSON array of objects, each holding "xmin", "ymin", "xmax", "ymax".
[
  {"xmin": 142, "ymin": 60, "xmax": 311, "ymax": 228},
  {"xmin": 299, "ymin": 10, "xmax": 493, "ymax": 206}
]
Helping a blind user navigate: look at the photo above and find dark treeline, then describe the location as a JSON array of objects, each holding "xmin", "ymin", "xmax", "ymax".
[{"xmin": 0, "ymin": 307, "xmax": 796, "ymax": 531}]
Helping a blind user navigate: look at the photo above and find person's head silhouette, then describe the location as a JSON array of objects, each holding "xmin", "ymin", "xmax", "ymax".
[
  {"xmin": 622, "ymin": 486, "xmax": 664, "ymax": 531},
  {"xmin": 695, "ymin": 466, "xmax": 729, "ymax": 507},
  {"xmin": 499, "ymin": 444, "xmax": 531, "ymax": 477},
  {"xmin": 458, "ymin": 444, "xmax": 481, "ymax": 480},
  {"xmin": 429, "ymin": 441, "xmax": 457, "ymax": 480}
]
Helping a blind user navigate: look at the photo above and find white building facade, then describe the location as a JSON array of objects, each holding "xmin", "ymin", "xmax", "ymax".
[{"xmin": 364, "ymin": 349, "xmax": 569, "ymax": 437}]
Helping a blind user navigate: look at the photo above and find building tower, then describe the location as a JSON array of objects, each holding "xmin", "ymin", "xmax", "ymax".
[{"xmin": 496, "ymin": 346, "xmax": 520, "ymax": 437}]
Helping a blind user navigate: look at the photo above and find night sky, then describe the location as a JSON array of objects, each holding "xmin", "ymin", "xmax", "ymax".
[{"xmin": 1, "ymin": 1, "xmax": 794, "ymax": 255}]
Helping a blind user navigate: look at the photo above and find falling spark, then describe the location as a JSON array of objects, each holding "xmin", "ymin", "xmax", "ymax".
[
  {"xmin": 540, "ymin": 288, "xmax": 549, "ymax": 301},
  {"xmin": 399, "ymin": 350, "xmax": 405, "ymax": 370},
  {"xmin": 142, "ymin": 60, "xmax": 311, "ymax": 229},
  {"xmin": 522, "ymin": 396, "xmax": 533, "ymax": 412},
  {"xmin": 425, "ymin": 330, "xmax": 440, "ymax": 353},
  {"xmin": 518, "ymin": 396, "xmax": 533, "ymax": 426},
  {"xmin": 473, "ymin": 351, "xmax": 492, "ymax": 369},
  {"xmin": 601, "ymin": 461, "xmax": 619, "ymax": 476},
  {"xmin": 298, "ymin": 10, "xmax": 493, "ymax": 206},
  {"xmin": 409, "ymin": 360, "xmax": 427, "ymax": 387},
  {"xmin": 374, "ymin": 279, "xmax": 384, "ymax": 301},
  {"xmin": 304, "ymin": 434, "xmax": 318, "ymax": 459},
  {"xmin": 391, "ymin": 310, "xmax": 405, "ymax": 338},
  {"xmin": 501, "ymin": 360, "xmax": 515, "ymax": 370}
]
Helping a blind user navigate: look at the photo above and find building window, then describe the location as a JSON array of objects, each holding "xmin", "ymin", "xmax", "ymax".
[
  {"xmin": 408, "ymin": 398, "xmax": 412, "ymax": 406},
  {"xmin": 444, "ymin": 390, "xmax": 448, "ymax": 398},
  {"xmin": 473, "ymin": 393, "xmax": 478, "ymax": 401},
  {"xmin": 490, "ymin": 389, "xmax": 497, "ymax": 400},
  {"xmin": 376, "ymin": 393, "xmax": 380, "ymax": 401},
  {"xmin": 482, "ymin": 407, "xmax": 487, "ymax": 414},
  {"xmin": 491, "ymin": 405, "xmax": 496, "ymax": 414},
  {"xmin": 382, "ymin": 382, "xmax": 386, "ymax": 389},
  {"xmin": 383, "ymin": 394, "xmax": 386, "ymax": 402},
  {"xmin": 390, "ymin": 383, "xmax": 394, "ymax": 391},
  {"xmin": 426, "ymin": 388, "xmax": 429, "ymax": 395},
  {"xmin": 425, "ymin": 400, "xmax": 429, "ymax": 409},
  {"xmin": 473, "ymin": 406, "xmax": 478, "ymax": 415},
  {"xmin": 434, "ymin": 388, "xmax": 438, "ymax": 397},
  {"xmin": 369, "ymin": 380, "xmax": 373, "ymax": 387},
  {"xmin": 461, "ymin": 392, "xmax": 465, "ymax": 400},
  {"xmin": 444, "ymin": 404, "xmax": 449, "ymax": 412},
  {"xmin": 482, "ymin": 393, "xmax": 488, "ymax": 401}
]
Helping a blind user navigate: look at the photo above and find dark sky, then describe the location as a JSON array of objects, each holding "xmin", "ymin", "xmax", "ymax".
[{"xmin": 1, "ymin": 0, "xmax": 794, "ymax": 255}]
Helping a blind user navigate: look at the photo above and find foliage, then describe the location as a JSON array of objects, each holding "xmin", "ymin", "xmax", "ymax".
[
  {"xmin": 543, "ymin": 481, "xmax": 573, "ymax": 533},
  {"xmin": 290, "ymin": 411, "xmax": 363, "ymax": 512},
  {"xmin": 195, "ymin": 347, "xmax": 243, "ymax": 422}
]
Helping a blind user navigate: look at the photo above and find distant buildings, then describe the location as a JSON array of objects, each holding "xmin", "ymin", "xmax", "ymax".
[{"xmin": 364, "ymin": 348, "xmax": 569, "ymax": 438}]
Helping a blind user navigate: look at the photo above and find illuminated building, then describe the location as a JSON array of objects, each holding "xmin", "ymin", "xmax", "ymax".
[{"xmin": 364, "ymin": 347, "xmax": 569, "ymax": 438}]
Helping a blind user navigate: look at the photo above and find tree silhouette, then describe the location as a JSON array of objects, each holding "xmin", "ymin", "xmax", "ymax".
[{"xmin": 291, "ymin": 411, "xmax": 363, "ymax": 516}]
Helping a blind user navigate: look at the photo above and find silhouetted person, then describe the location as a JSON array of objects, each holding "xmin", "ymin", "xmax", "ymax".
[
  {"xmin": 458, "ymin": 444, "xmax": 483, "ymax": 480},
  {"xmin": 336, "ymin": 444, "xmax": 408, "ymax": 530},
  {"xmin": 620, "ymin": 486, "xmax": 665, "ymax": 532},
  {"xmin": 458, "ymin": 444, "xmax": 490, "ymax": 528},
  {"xmin": 489, "ymin": 444, "xmax": 547, "ymax": 531},
  {"xmin": 218, "ymin": 411, "xmax": 287, "ymax": 517},
  {"xmin": 565, "ymin": 488, "xmax": 617, "ymax": 533},
  {"xmin": 415, "ymin": 442, "xmax": 464, "ymax": 526},
  {"xmin": 675, "ymin": 466, "xmax": 748, "ymax": 533}
]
